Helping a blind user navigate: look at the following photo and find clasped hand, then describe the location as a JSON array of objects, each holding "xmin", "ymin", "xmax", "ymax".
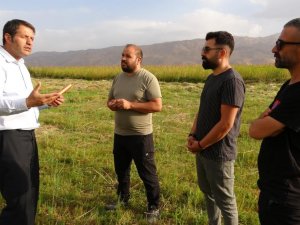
[
  {"xmin": 186, "ymin": 136, "xmax": 200, "ymax": 154},
  {"xmin": 108, "ymin": 99, "xmax": 131, "ymax": 111}
]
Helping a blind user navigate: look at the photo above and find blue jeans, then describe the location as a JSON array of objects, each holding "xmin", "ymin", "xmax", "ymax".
[{"xmin": 196, "ymin": 154, "xmax": 238, "ymax": 225}]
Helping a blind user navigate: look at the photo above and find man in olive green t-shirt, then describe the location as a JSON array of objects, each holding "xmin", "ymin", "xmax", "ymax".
[{"xmin": 106, "ymin": 44, "xmax": 162, "ymax": 222}]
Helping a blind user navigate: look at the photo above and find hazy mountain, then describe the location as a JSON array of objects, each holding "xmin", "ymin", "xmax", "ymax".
[{"xmin": 26, "ymin": 34, "xmax": 279, "ymax": 67}]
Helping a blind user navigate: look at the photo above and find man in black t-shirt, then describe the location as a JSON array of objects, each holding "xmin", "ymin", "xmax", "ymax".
[
  {"xmin": 249, "ymin": 18, "xmax": 300, "ymax": 225},
  {"xmin": 187, "ymin": 31, "xmax": 245, "ymax": 225}
]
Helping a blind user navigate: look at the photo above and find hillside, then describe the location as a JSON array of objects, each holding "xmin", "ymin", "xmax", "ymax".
[{"xmin": 26, "ymin": 34, "xmax": 278, "ymax": 66}]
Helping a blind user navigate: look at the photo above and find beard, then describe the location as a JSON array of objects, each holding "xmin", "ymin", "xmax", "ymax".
[
  {"xmin": 121, "ymin": 66, "xmax": 134, "ymax": 73},
  {"xmin": 274, "ymin": 54, "xmax": 290, "ymax": 69},
  {"xmin": 202, "ymin": 57, "xmax": 218, "ymax": 70},
  {"xmin": 121, "ymin": 62, "xmax": 135, "ymax": 73}
]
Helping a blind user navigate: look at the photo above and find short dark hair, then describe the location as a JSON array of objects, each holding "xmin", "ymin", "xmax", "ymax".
[
  {"xmin": 205, "ymin": 31, "xmax": 234, "ymax": 55},
  {"xmin": 125, "ymin": 44, "xmax": 143, "ymax": 59},
  {"xmin": 284, "ymin": 18, "xmax": 300, "ymax": 32},
  {"xmin": 2, "ymin": 19, "xmax": 35, "ymax": 45}
]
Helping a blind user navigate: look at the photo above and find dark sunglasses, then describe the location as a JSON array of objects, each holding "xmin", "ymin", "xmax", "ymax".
[
  {"xmin": 202, "ymin": 46, "xmax": 223, "ymax": 53},
  {"xmin": 275, "ymin": 39, "xmax": 300, "ymax": 50}
]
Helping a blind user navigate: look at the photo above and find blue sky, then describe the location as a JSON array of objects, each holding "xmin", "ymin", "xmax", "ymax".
[{"xmin": 0, "ymin": 0, "xmax": 299, "ymax": 52}]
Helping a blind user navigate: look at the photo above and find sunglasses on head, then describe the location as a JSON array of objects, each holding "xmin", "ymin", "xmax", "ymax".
[{"xmin": 275, "ymin": 39, "xmax": 300, "ymax": 50}]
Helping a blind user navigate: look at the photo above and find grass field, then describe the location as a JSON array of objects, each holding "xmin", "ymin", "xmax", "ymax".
[{"xmin": 0, "ymin": 65, "xmax": 286, "ymax": 224}]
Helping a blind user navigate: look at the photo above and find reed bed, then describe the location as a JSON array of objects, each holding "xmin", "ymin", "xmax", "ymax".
[{"xmin": 29, "ymin": 64, "xmax": 290, "ymax": 83}]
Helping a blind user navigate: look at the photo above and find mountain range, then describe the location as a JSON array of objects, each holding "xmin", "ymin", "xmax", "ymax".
[{"xmin": 26, "ymin": 34, "xmax": 279, "ymax": 67}]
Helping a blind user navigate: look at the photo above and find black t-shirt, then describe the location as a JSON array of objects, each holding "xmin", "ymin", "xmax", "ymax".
[
  {"xmin": 195, "ymin": 68, "xmax": 245, "ymax": 161},
  {"xmin": 258, "ymin": 80, "xmax": 300, "ymax": 207}
]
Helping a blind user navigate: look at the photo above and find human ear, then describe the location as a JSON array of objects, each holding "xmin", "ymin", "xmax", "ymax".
[{"xmin": 4, "ymin": 33, "xmax": 12, "ymax": 43}]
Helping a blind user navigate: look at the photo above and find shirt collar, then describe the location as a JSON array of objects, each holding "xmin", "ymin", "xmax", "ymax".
[{"xmin": 0, "ymin": 46, "xmax": 24, "ymax": 64}]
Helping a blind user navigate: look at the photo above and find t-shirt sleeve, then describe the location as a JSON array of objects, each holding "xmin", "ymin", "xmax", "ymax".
[
  {"xmin": 221, "ymin": 78, "xmax": 245, "ymax": 108},
  {"xmin": 270, "ymin": 89, "xmax": 300, "ymax": 132},
  {"xmin": 146, "ymin": 76, "xmax": 162, "ymax": 100}
]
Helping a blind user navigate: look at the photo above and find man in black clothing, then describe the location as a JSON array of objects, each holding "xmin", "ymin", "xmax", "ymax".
[{"xmin": 249, "ymin": 18, "xmax": 300, "ymax": 225}]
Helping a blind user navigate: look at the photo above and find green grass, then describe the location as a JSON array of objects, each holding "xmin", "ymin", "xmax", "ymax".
[{"xmin": 0, "ymin": 69, "xmax": 285, "ymax": 224}]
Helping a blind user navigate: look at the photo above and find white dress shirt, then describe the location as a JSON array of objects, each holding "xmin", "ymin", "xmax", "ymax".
[{"xmin": 0, "ymin": 46, "xmax": 40, "ymax": 130}]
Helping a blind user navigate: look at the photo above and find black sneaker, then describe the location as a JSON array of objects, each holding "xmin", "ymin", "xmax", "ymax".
[{"xmin": 144, "ymin": 206, "xmax": 159, "ymax": 224}]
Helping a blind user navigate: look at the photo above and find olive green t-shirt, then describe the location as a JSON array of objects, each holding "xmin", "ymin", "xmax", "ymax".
[{"xmin": 108, "ymin": 68, "xmax": 162, "ymax": 135}]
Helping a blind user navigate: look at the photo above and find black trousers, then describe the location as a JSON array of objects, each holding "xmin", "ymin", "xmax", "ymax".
[
  {"xmin": 113, "ymin": 133, "xmax": 160, "ymax": 209},
  {"xmin": 0, "ymin": 130, "xmax": 39, "ymax": 225},
  {"xmin": 259, "ymin": 191, "xmax": 300, "ymax": 225}
]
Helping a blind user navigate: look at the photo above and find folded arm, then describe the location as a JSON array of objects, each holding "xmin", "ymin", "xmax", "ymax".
[{"xmin": 249, "ymin": 111, "xmax": 285, "ymax": 140}]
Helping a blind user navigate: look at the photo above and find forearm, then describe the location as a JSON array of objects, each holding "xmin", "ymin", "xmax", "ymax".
[
  {"xmin": 129, "ymin": 101, "xmax": 162, "ymax": 113},
  {"xmin": 189, "ymin": 113, "xmax": 198, "ymax": 134},
  {"xmin": 249, "ymin": 116, "xmax": 284, "ymax": 140},
  {"xmin": 188, "ymin": 105, "xmax": 239, "ymax": 153},
  {"xmin": 199, "ymin": 121, "xmax": 232, "ymax": 149},
  {"xmin": 108, "ymin": 97, "xmax": 162, "ymax": 113}
]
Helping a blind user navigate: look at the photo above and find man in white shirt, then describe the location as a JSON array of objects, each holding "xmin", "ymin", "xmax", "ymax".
[{"xmin": 0, "ymin": 19, "xmax": 64, "ymax": 225}]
